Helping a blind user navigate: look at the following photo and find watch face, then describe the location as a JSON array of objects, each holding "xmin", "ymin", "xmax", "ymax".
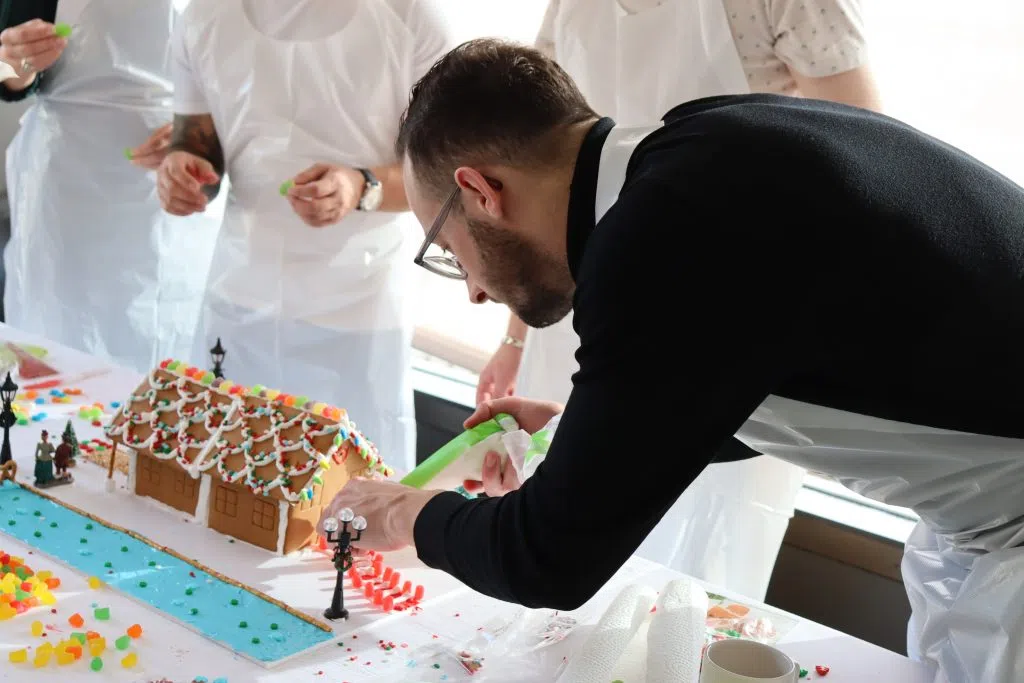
[{"xmin": 361, "ymin": 183, "xmax": 384, "ymax": 211}]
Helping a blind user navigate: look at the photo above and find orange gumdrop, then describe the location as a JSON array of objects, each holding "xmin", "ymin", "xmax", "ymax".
[
  {"xmin": 1, "ymin": 594, "xmax": 13, "ymax": 604},
  {"xmin": 707, "ymin": 605, "xmax": 733, "ymax": 619},
  {"xmin": 66, "ymin": 644, "xmax": 83, "ymax": 659},
  {"xmin": 86, "ymin": 631, "xmax": 100, "ymax": 641},
  {"xmin": 726, "ymin": 604, "xmax": 750, "ymax": 617},
  {"xmin": 45, "ymin": 578, "xmax": 61, "ymax": 590},
  {"xmin": 126, "ymin": 624, "xmax": 142, "ymax": 639},
  {"xmin": 68, "ymin": 613, "xmax": 84, "ymax": 628}
]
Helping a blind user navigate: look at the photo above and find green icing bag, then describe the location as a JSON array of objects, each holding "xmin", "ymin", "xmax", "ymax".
[
  {"xmin": 54, "ymin": 23, "xmax": 72, "ymax": 38},
  {"xmin": 400, "ymin": 413, "xmax": 517, "ymax": 490}
]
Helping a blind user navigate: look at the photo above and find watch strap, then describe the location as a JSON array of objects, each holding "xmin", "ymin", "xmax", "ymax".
[
  {"xmin": 356, "ymin": 168, "xmax": 381, "ymax": 211},
  {"xmin": 502, "ymin": 335, "xmax": 525, "ymax": 350}
]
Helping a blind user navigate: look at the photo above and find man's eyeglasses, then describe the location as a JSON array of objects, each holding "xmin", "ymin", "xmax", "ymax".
[{"xmin": 413, "ymin": 188, "xmax": 468, "ymax": 280}]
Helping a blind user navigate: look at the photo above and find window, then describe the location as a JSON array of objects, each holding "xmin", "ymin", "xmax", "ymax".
[
  {"xmin": 214, "ymin": 485, "xmax": 238, "ymax": 518},
  {"xmin": 412, "ymin": 2, "xmax": 1024, "ymax": 377},
  {"xmin": 139, "ymin": 455, "xmax": 160, "ymax": 486},
  {"xmin": 251, "ymin": 499, "xmax": 277, "ymax": 531},
  {"xmin": 172, "ymin": 471, "xmax": 196, "ymax": 498},
  {"xmin": 411, "ymin": 1, "xmax": 553, "ymax": 374}
]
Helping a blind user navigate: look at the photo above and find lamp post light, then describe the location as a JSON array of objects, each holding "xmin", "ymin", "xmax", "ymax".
[
  {"xmin": 210, "ymin": 338, "xmax": 226, "ymax": 379},
  {"xmin": 0, "ymin": 372, "xmax": 18, "ymax": 466},
  {"xmin": 322, "ymin": 507, "xmax": 366, "ymax": 621}
]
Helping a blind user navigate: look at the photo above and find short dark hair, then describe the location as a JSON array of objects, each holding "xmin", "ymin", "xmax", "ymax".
[{"xmin": 396, "ymin": 38, "xmax": 598, "ymax": 201}]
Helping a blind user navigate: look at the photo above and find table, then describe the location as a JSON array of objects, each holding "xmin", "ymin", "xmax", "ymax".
[{"xmin": 0, "ymin": 324, "xmax": 936, "ymax": 682}]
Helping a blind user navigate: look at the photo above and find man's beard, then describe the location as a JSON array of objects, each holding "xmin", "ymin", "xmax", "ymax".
[{"xmin": 467, "ymin": 217, "xmax": 574, "ymax": 328}]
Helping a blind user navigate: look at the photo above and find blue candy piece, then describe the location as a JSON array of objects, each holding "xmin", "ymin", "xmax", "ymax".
[
  {"xmin": 213, "ymin": 678, "xmax": 229, "ymax": 683},
  {"xmin": 49, "ymin": 390, "xmax": 60, "ymax": 396},
  {"xmin": 194, "ymin": 677, "xmax": 209, "ymax": 683},
  {"xmin": 34, "ymin": 398, "xmax": 44, "ymax": 405},
  {"xmin": 111, "ymin": 401, "xmax": 121, "ymax": 408},
  {"xmin": 31, "ymin": 414, "xmax": 44, "ymax": 422}
]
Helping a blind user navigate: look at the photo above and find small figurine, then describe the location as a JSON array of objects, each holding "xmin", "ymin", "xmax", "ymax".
[
  {"xmin": 0, "ymin": 460, "xmax": 17, "ymax": 485},
  {"xmin": 34, "ymin": 430, "xmax": 72, "ymax": 489},
  {"xmin": 61, "ymin": 419, "xmax": 80, "ymax": 467},
  {"xmin": 55, "ymin": 430, "xmax": 74, "ymax": 477}
]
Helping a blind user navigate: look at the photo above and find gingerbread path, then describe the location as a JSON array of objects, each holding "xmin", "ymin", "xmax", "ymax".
[{"xmin": 0, "ymin": 481, "xmax": 335, "ymax": 666}]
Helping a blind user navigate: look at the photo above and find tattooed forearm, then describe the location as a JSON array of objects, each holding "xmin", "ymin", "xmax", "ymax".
[{"xmin": 168, "ymin": 113, "xmax": 225, "ymax": 200}]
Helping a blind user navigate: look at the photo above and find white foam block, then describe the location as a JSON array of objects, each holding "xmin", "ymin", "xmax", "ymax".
[
  {"xmin": 558, "ymin": 583, "xmax": 658, "ymax": 683},
  {"xmin": 645, "ymin": 578, "xmax": 709, "ymax": 683}
]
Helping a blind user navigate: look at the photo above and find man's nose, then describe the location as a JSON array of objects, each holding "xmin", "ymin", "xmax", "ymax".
[{"xmin": 466, "ymin": 281, "xmax": 489, "ymax": 305}]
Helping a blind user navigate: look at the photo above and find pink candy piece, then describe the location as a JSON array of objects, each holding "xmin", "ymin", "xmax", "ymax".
[
  {"xmin": 364, "ymin": 583, "xmax": 375, "ymax": 599},
  {"xmin": 401, "ymin": 580, "xmax": 412, "ymax": 595},
  {"xmin": 387, "ymin": 573, "xmax": 400, "ymax": 590},
  {"xmin": 382, "ymin": 567, "xmax": 393, "ymax": 582},
  {"xmin": 372, "ymin": 589, "xmax": 384, "ymax": 605},
  {"xmin": 413, "ymin": 585, "xmax": 424, "ymax": 601},
  {"xmin": 382, "ymin": 595, "xmax": 394, "ymax": 612}
]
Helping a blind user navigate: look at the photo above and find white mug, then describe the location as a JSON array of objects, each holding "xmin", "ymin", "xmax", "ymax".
[{"xmin": 699, "ymin": 639, "xmax": 801, "ymax": 683}]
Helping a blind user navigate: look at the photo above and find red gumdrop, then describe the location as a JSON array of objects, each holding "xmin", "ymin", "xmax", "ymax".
[
  {"xmin": 350, "ymin": 573, "xmax": 363, "ymax": 589},
  {"xmin": 413, "ymin": 585, "xmax": 424, "ymax": 601},
  {"xmin": 364, "ymin": 583, "xmax": 374, "ymax": 599},
  {"xmin": 382, "ymin": 567, "xmax": 392, "ymax": 582},
  {"xmin": 382, "ymin": 595, "xmax": 394, "ymax": 612},
  {"xmin": 387, "ymin": 573, "xmax": 399, "ymax": 590},
  {"xmin": 815, "ymin": 666, "xmax": 830, "ymax": 676},
  {"xmin": 401, "ymin": 580, "xmax": 412, "ymax": 595},
  {"xmin": 372, "ymin": 589, "xmax": 384, "ymax": 605}
]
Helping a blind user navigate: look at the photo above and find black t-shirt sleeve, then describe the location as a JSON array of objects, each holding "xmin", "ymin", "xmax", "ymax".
[{"xmin": 415, "ymin": 180, "xmax": 812, "ymax": 608}]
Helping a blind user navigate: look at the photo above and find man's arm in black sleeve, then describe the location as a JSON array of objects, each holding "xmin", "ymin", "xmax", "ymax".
[{"xmin": 413, "ymin": 182, "xmax": 810, "ymax": 609}]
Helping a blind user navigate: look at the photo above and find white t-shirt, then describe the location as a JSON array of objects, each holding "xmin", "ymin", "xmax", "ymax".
[
  {"xmin": 536, "ymin": 0, "xmax": 869, "ymax": 95},
  {"xmin": 172, "ymin": 0, "xmax": 452, "ymax": 115}
]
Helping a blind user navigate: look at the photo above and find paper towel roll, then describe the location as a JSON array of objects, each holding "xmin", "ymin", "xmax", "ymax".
[
  {"xmin": 558, "ymin": 583, "xmax": 658, "ymax": 683},
  {"xmin": 646, "ymin": 578, "xmax": 709, "ymax": 683}
]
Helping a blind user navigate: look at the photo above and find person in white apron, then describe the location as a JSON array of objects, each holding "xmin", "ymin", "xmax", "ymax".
[
  {"xmin": 164, "ymin": 0, "xmax": 454, "ymax": 472},
  {"xmin": 1, "ymin": 0, "xmax": 222, "ymax": 371},
  {"xmin": 474, "ymin": 0, "xmax": 882, "ymax": 601}
]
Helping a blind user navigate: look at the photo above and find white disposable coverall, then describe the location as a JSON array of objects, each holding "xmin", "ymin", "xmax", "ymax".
[
  {"xmin": 172, "ymin": 0, "xmax": 454, "ymax": 472},
  {"xmin": 3, "ymin": 0, "xmax": 222, "ymax": 371}
]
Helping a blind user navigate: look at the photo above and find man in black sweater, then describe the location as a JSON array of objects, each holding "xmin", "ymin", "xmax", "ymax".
[{"xmin": 321, "ymin": 39, "xmax": 1024, "ymax": 682}]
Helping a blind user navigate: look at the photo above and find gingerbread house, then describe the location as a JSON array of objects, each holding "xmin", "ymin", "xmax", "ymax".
[{"xmin": 104, "ymin": 359, "xmax": 392, "ymax": 554}]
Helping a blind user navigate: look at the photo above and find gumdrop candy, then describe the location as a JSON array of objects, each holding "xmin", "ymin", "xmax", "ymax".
[
  {"xmin": 88, "ymin": 576, "xmax": 103, "ymax": 589},
  {"xmin": 71, "ymin": 632, "xmax": 87, "ymax": 645},
  {"xmin": 56, "ymin": 650, "xmax": 75, "ymax": 666},
  {"xmin": 68, "ymin": 613, "xmax": 84, "ymax": 628},
  {"xmin": 115, "ymin": 635, "xmax": 131, "ymax": 650},
  {"xmin": 90, "ymin": 656, "xmax": 103, "ymax": 671},
  {"xmin": 127, "ymin": 623, "xmax": 142, "ymax": 638},
  {"xmin": 8, "ymin": 648, "xmax": 27, "ymax": 663},
  {"xmin": 46, "ymin": 577, "xmax": 61, "ymax": 589},
  {"xmin": 86, "ymin": 631, "xmax": 100, "ymax": 641},
  {"xmin": 89, "ymin": 639, "xmax": 105, "ymax": 657},
  {"xmin": 121, "ymin": 652, "xmax": 138, "ymax": 668},
  {"xmin": 32, "ymin": 650, "xmax": 50, "ymax": 667},
  {"xmin": 94, "ymin": 606, "xmax": 110, "ymax": 620},
  {"xmin": 30, "ymin": 620, "xmax": 43, "ymax": 636}
]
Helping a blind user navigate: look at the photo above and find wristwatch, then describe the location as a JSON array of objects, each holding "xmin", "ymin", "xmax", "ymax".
[
  {"xmin": 502, "ymin": 335, "xmax": 525, "ymax": 350},
  {"xmin": 356, "ymin": 168, "xmax": 383, "ymax": 211}
]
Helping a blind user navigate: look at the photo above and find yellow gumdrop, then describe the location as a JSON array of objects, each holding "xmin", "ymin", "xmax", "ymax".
[
  {"xmin": 36, "ymin": 570, "xmax": 52, "ymax": 581},
  {"xmin": 265, "ymin": 389, "xmax": 280, "ymax": 400},
  {"xmin": 218, "ymin": 380, "xmax": 233, "ymax": 392},
  {"xmin": 120, "ymin": 652, "xmax": 138, "ymax": 668},
  {"xmin": 312, "ymin": 402, "xmax": 327, "ymax": 415},
  {"xmin": 8, "ymin": 648, "xmax": 27, "ymax": 663},
  {"xmin": 56, "ymin": 650, "xmax": 74, "ymax": 666},
  {"xmin": 37, "ymin": 643, "xmax": 53, "ymax": 655},
  {"xmin": 87, "ymin": 576, "xmax": 103, "ymax": 589},
  {"xmin": 88, "ymin": 639, "xmax": 105, "ymax": 657},
  {"xmin": 39, "ymin": 591, "xmax": 56, "ymax": 606},
  {"xmin": 0, "ymin": 606, "xmax": 17, "ymax": 621},
  {"xmin": 30, "ymin": 620, "xmax": 43, "ymax": 636},
  {"xmin": 32, "ymin": 651, "xmax": 50, "ymax": 668}
]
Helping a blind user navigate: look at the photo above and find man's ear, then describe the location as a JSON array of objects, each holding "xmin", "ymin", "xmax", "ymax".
[{"xmin": 453, "ymin": 166, "xmax": 503, "ymax": 219}]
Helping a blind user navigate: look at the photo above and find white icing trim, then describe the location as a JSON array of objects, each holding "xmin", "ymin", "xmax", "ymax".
[
  {"xmin": 195, "ymin": 474, "xmax": 212, "ymax": 527},
  {"xmin": 126, "ymin": 448, "xmax": 138, "ymax": 493},
  {"xmin": 276, "ymin": 499, "xmax": 289, "ymax": 555}
]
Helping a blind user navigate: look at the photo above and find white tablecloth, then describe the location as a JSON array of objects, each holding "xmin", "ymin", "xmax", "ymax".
[{"xmin": 0, "ymin": 324, "xmax": 935, "ymax": 682}]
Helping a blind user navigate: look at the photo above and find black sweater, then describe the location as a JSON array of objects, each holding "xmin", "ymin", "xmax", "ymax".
[
  {"xmin": 0, "ymin": 0, "xmax": 58, "ymax": 101},
  {"xmin": 415, "ymin": 94, "xmax": 1024, "ymax": 609}
]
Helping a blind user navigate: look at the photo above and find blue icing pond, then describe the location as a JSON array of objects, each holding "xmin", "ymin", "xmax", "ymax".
[{"xmin": 0, "ymin": 482, "xmax": 334, "ymax": 662}]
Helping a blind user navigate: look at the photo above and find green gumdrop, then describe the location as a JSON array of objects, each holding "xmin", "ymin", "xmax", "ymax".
[
  {"xmin": 190, "ymin": 607, "xmax": 199, "ymax": 615},
  {"xmin": 33, "ymin": 531, "xmax": 41, "ymax": 538},
  {"xmin": 269, "ymin": 623, "xmax": 278, "ymax": 630},
  {"xmin": 120, "ymin": 546, "xmax": 129, "ymax": 552},
  {"xmin": 16, "ymin": 418, "xmax": 28, "ymax": 426},
  {"xmin": 278, "ymin": 180, "xmax": 294, "ymax": 196},
  {"xmin": 229, "ymin": 598, "xmax": 238, "ymax": 606},
  {"xmin": 94, "ymin": 607, "xmax": 110, "ymax": 620},
  {"xmin": 238, "ymin": 621, "xmax": 247, "ymax": 628},
  {"xmin": 72, "ymin": 632, "xmax": 87, "ymax": 644},
  {"xmin": 138, "ymin": 581, "xmax": 147, "ymax": 588},
  {"xmin": 799, "ymin": 669, "xmax": 809, "ymax": 679},
  {"xmin": 53, "ymin": 22, "xmax": 72, "ymax": 38},
  {"xmin": 115, "ymin": 635, "xmax": 131, "ymax": 650},
  {"xmin": 103, "ymin": 561, "xmax": 112, "ymax": 568},
  {"xmin": 90, "ymin": 656, "xmax": 103, "ymax": 671},
  {"xmin": 251, "ymin": 637, "xmax": 260, "ymax": 644},
  {"xmin": 123, "ymin": 147, "xmax": 133, "ymax": 160}
]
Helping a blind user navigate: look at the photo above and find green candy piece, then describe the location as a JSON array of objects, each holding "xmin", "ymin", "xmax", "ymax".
[
  {"xmin": 103, "ymin": 561, "xmax": 112, "ymax": 568},
  {"xmin": 115, "ymin": 635, "xmax": 131, "ymax": 650},
  {"xmin": 80, "ymin": 538, "xmax": 88, "ymax": 544},
  {"xmin": 229, "ymin": 598, "xmax": 238, "ymax": 606},
  {"xmin": 200, "ymin": 371, "xmax": 214, "ymax": 385},
  {"xmin": 90, "ymin": 656, "xmax": 103, "ymax": 672},
  {"xmin": 251, "ymin": 636, "xmax": 260, "ymax": 644},
  {"xmin": 190, "ymin": 607, "xmax": 199, "ymax": 615},
  {"xmin": 85, "ymin": 523, "xmax": 93, "ymax": 530},
  {"xmin": 16, "ymin": 418, "xmax": 28, "ymax": 426},
  {"xmin": 54, "ymin": 22, "xmax": 72, "ymax": 38},
  {"xmin": 185, "ymin": 588, "xmax": 194, "ymax": 596},
  {"xmin": 49, "ymin": 522, "xmax": 57, "ymax": 528},
  {"xmin": 123, "ymin": 147, "xmax": 133, "ymax": 160},
  {"xmin": 6, "ymin": 520, "xmax": 13, "ymax": 526},
  {"xmin": 148, "ymin": 560, "xmax": 157, "ymax": 567},
  {"xmin": 278, "ymin": 180, "xmax": 294, "ymax": 196},
  {"xmin": 120, "ymin": 546, "xmax": 129, "ymax": 552},
  {"xmin": 94, "ymin": 607, "xmax": 110, "ymax": 620},
  {"xmin": 138, "ymin": 581, "xmax": 147, "ymax": 588},
  {"xmin": 72, "ymin": 632, "xmax": 87, "ymax": 644},
  {"xmin": 33, "ymin": 510, "xmax": 41, "ymax": 516},
  {"xmin": 33, "ymin": 531, "xmax": 41, "ymax": 538},
  {"xmin": 238, "ymin": 621, "xmax": 247, "ymax": 628},
  {"xmin": 799, "ymin": 669, "xmax": 809, "ymax": 679},
  {"xmin": 269, "ymin": 623, "xmax": 278, "ymax": 630},
  {"xmin": 14, "ymin": 589, "xmax": 28, "ymax": 601}
]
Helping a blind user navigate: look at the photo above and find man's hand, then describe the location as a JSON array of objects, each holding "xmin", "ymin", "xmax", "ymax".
[
  {"xmin": 465, "ymin": 396, "xmax": 564, "ymax": 434},
  {"xmin": 318, "ymin": 478, "xmax": 442, "ymax": 552},
  {"xmin": 462, "ymin": 450, "xmax": 521, "ymax": 497},
  {"xmin": 476, "ymin": 344, "xmax": 522, "ymax": 406},
  {"xmin": 0, "ymin": 20, "xmax": 67, "ymax": 89},
  {"xmin": 157, "ymin": 150, "xmax": 219, "ymax": 216},
  {"xmin": 285, "ymin": 163, "xmax": 364, "ymax": 227},
  {"xmin": 129, "ymin": 123, "xmax": 172, "ymax": 170}
]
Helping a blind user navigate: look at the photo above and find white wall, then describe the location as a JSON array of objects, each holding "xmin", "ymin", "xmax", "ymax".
[{"xmin": 0, "ymin": 100, "xmax": 29, "ymax": 192}]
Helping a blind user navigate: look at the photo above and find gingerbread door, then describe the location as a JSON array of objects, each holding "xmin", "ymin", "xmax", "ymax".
[
  {"xmin": 135, "ymin": 452, "xmax": 200, "ymax": 515},
  {"xmin": 207, "ymin": 482, "xmax": 280, "ymax": 552}
]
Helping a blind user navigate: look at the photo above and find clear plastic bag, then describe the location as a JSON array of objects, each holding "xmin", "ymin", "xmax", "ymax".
[{"xmin": 397, "ymin": 609, "xmax": 579, "ymax": 682}]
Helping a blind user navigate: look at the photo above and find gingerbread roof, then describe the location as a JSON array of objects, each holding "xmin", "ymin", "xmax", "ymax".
[{"xmin": 105, "ymin": 360, "xmax": 392, "ymax": 504}]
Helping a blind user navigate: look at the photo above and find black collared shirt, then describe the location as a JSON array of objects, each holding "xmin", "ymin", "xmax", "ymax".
[{"xmin": 415, "ymin": 94, "xmax": 1024, "ymax": 609}]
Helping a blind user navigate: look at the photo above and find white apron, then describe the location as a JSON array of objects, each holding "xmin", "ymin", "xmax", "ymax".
[
  {"xmin": 3, "ymin": 0, "xmax": 221, "ymax": 371},
  {"xmin": 737, "ymin": 396, "xmax": 1024, "ymax": 682},
  {"xmin": 521, "ymin": 0, "xmax": 806, "ymax": 601},
  {"xmin": 180, "ymin": 1, "xmax": 418, "ymax": 471}
]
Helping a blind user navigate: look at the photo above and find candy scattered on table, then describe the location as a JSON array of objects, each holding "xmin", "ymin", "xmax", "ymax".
[
  {"xmin": 800, "ymin": 668, "xmax": 809, "ymax": 678},
  {"xmin": 815, "ymin": 665, "xmax": 830, "ymax": 676}
]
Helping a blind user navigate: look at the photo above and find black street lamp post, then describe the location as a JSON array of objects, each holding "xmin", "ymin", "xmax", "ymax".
[
  {"xmin": 210, "ymin": 338, "xmax": 226, "ymax": 379},
  {"xmin": 322, "ymin": 507, "xmax": 366, "ymax": 620},
  {"xmin": 0, "ymin": 373, "xmax": 18, "ymax": 466}
]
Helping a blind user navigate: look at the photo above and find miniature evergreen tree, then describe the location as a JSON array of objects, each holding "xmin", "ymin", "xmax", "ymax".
[{"xmin": 62, "ymin": 420, "xmax": 80, "ymax": 462}]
